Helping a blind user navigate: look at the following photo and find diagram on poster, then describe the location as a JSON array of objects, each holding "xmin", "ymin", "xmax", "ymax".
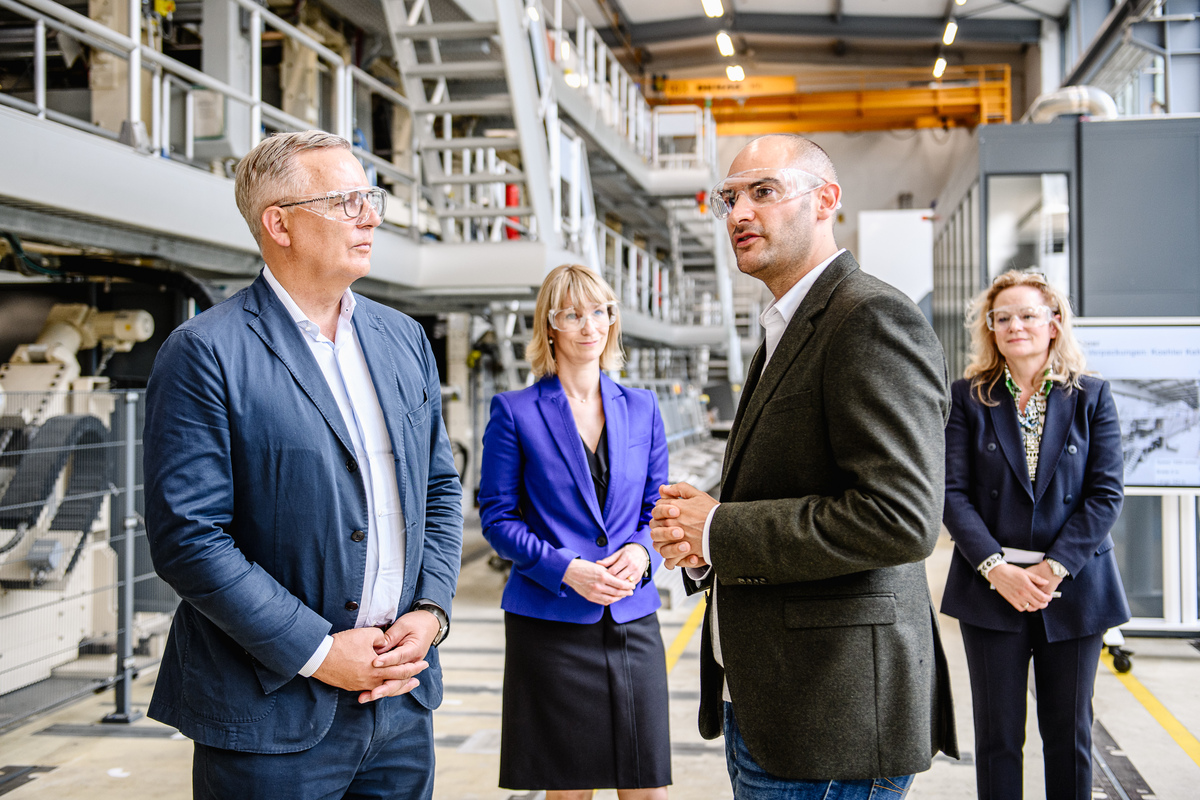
[{"xmin": 1076, "ymin": 323, "xmax": 1200, "ymax": 488}]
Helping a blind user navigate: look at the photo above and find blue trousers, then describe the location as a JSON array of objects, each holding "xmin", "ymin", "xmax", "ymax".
[
  {"xmin": 960, "ymin": 618, "xmax": 1104, "ymax": 800},
  {"xmin": 193, "ymin": 690, "xmax": 434, "ymax": 800},
  {"xmin": 723, "ymin": 703, "xmax": 914, "ymax": 799}
]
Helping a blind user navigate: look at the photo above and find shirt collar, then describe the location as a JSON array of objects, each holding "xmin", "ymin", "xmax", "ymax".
[
  {"xmin": 262, "ymin": 264, "xmax": 357, "ymax": 342},
  {"xmin": 758, "ymin": 248, "xmax": 846, "ymax": 330}
]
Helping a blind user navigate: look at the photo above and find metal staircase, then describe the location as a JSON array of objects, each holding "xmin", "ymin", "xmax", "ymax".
[{"xmin": 381, "ymin": 0, "xmax": 555, "ymax": 246}]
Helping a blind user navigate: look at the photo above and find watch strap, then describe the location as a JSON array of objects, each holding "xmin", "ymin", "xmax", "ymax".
[{"xmin": 412, "ymin": 599, "xmax": 449, "ymax": 646}]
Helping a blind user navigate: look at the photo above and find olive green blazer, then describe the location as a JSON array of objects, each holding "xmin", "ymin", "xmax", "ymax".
[{"xmin": 692, "ymin": 251, "xmax": 958, "ymax": 780}]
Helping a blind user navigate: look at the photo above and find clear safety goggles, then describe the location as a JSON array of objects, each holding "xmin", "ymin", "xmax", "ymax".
[
  {"xmin": 986, "ymin": 304, "xmax": 1056, "ymax": 331},
  {"xmin": 277, "ymin": 186, "xmax": 386, "ymax": 224},
  {"xmin": 708, "ymin": 168, "xmax": 827, "ymax": 219},
  {"xmin": 549, "ymin": 302, "xmax": 618, "ymax": 332}
]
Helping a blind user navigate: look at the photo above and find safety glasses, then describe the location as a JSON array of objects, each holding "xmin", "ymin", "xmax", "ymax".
[
  {"xmin": 549, "ymin": 302, "xmax": 618, "ymax": 332},
  {"xmin": 277, "ymin": 186, "xmax": 386, "ymax": 224},
  {"xmin": 986, "ymin": 305, "xmax": 1056, "ymax": 331},
  {"xmin": 708, "ymin": 168, "xmax": 827, "ymax": 219}
]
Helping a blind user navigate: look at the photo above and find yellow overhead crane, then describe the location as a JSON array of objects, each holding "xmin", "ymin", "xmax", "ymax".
[{"xmin": 648, "ymin": 66, "xmax": 1011, "ymax": 134}]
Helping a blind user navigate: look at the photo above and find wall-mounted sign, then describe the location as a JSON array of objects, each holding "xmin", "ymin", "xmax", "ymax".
[{"xmin": 1076, "ymin": 320, "xmax": 1200, "ymax": 488}]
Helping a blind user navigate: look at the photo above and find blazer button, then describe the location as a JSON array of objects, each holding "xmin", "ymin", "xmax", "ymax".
[
  {"xmin": 597, "ymin": 535, "xmax": 608, "ymax": 547},
  {"xmin": 1064, "ymin": 494, "xmax": 1074, "ymax": 504},
  {"xmin": 346, "ymin": 459, "xmax": 358, "ymax": 472},
  {"xmin": 986, "ymin": 443, "xmax": 997, "ymax": 452},
  {"xmin": 991, "ymin": 489, "xmax": 999, "ymax": 499},
  {"xmin": 350, "ymin": 530, "xmax": 366, "ymax": 542},
  {"xmin": 1067, "ymin": 445, "xmax": 1078, "ymax": 454},
  {"xmin": 345, "ymin": 601, "xmax": 359, "ymax": 611}
]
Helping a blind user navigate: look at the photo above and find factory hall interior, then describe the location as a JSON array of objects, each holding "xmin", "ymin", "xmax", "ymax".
[{"xmin": 2, "ymin": 0, "xmax": 1200, "ymax": 798}]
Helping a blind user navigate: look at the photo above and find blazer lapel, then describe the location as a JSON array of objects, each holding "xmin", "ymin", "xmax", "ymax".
[
  {"xmin": 723, "ymin": 252, "xmax": 859, "ymax": 484},
  {"xmin": 536, "ymin": 377, "xmax": 605, "ymax": 530},
  {"xmin": 1034, "ymin": 385, "xmax": 1077, "ymax": 503},
  {"xmin": 600, "ymin": 375, "xmax": 626, "ymax": 521},
  {"xmin": 244, "ymin": 275, "xmax": 356, "ymax": 458},
  {"xmin": 987, "ymin": 387, "xmax": 1034, "ymax": 499},
  {"xmin": 723, "ymin": 344, "xmax": 764, "ymax": 480}
]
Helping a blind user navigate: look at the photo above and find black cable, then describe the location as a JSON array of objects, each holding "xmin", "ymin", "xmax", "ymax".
[{"xmin": 1, "ymin": 231, "xmax": 64, "ymax": 277}]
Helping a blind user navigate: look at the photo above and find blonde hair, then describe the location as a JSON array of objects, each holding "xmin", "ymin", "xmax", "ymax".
[
  {"xmin": 234, "ymin": 130, "xmax": 351, "ymax": 247},
  {"xmin": 964, "ymin": 270, "xmax": 1089, "ymax": 405},
  {"xmin": 527, "ymin": 265, "xmax": 624, "ymax": 378}
]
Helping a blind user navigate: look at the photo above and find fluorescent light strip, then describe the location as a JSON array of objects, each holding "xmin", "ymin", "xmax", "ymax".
[
  {"xmin": 716, "ymin": 31, "xmax": 734, "ymax": 57},
  {"xmin": 943, "ymin": 20, "xmax": 958, "ymax": 46}
]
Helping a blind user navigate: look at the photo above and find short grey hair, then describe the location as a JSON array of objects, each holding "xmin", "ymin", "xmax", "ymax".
[{"xmin": 234, "ymin": 130, "xmax": 351, "ymax": 246}]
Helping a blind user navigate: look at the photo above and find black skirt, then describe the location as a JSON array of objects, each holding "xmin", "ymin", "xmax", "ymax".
[{"xmin": 499, "ymin": 608, "xmax": 672, "ymax": 791}]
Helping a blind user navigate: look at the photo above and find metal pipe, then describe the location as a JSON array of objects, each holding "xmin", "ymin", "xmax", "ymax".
[
  {"xmin": 127, "ymin": 0, "xmax": 140, "ymax": 126},
  {"xmin": 249, "ymin": 9, "xmax": 262, "ymax": 146},
  {"xmin": 150, "ymin": 67, "xmax": 161, "ymax": 153},
  {"xmin": 0, "ymin": 0, "xmax": 127, "ymax": 58},
  {"xmin": 184, "ymin": 85, "xmax": 194, "ymax": 160},
  {"xmin": 1022, "ymin": 85, "xmax": 1118, "ymax": 122},
  {"xmin": 226, "ymin": 0, "xmax": 343, "ymax": 66},
  {"xmin": 33, "ymin": 17, "xmax": 45, "ymax": 118},
  {"xmin": 350, "ymin": 66, "xmax": 412, "ymax": 110},
  {"xmin": 102, "ymin": 392, "xmax": 142, "ymax": 724}
]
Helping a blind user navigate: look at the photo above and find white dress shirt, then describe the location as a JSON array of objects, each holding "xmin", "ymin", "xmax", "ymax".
[
  {"xmin": 689, "ymin": 249, "xmax": 845, "ymax": 699},
  {"xmin": 263, "ymin": 265, "xmax": 408, "ymax": 676}
]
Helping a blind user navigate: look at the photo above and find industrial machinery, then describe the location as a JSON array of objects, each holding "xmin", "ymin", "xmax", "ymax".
[{"xmin": 0, "ymin": 303, "xmax": 153, "ymax": 695}]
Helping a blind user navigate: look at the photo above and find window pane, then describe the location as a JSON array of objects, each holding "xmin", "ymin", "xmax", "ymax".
[
  {"xmin": 1110, "ymin": 495, "xmax": 1164, "ymax": 619},
  {"xmin": 986, "ymin": 174, "xmax": 1069, "ymax": 296}
]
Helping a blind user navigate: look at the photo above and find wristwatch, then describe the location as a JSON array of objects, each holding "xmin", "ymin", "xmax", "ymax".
[
  {"xmin": 411, "ymin": 599, "xmax": 449, "ymax": 647},
  {"xmin": 1046, "ymin": 558, "xmax": 1070, "ymax": 578}
]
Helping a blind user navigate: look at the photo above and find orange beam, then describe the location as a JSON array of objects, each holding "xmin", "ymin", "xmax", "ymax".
[{"xmin": 649, "ymin": 65, "xmax": 1011, "ymax": 134}]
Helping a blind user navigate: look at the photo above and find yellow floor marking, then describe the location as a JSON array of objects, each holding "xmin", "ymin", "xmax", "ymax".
[
  {"xmin": 665, "ymin": 596, "xmax": 707, "ymax": 674},
  {"xmin": 1102, "ymin": 650, "xmax": 1200, "ymax": 767}
]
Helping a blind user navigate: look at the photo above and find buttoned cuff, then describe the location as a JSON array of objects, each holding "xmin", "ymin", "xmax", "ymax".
[{"xmin": 298, "ymin": 634, "xmax": 334, "ymax": 678}]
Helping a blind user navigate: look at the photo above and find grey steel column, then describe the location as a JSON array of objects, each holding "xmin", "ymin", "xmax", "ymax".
[{"xmin": 103, "ymin": 392, "xmax": 142, "ymax": 723}]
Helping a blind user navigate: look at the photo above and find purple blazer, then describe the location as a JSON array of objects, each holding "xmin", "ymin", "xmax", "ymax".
[{"xmin": 479, "ymin": 374, "xmax": 668, "ymax": 623}]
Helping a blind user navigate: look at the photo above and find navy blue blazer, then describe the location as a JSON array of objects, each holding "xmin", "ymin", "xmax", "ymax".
[
  {"xmin": 143, "ymin": 274, "xmax": 463, "ymax": 753},
  {"xmin": 941, "ymin": 375, "xmax": 1130, "ymax": 640},
  {"xmin": 478, "ymin": 374, "xmax": 668, "ymax": 624}
]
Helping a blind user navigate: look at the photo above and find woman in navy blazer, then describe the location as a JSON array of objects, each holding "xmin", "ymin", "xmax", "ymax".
[
  {"xmin": 479, "ymin": 265, "xmax": 670, "ymax": 799},
  {"xmin": 942, "ymin": 270, "xmax": 1130, "ymax": 800}
]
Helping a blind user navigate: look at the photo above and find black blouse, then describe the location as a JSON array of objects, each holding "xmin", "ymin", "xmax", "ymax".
[{"xmin": 583, "ymin": 426, "xmax": 609, "ymax": 512}]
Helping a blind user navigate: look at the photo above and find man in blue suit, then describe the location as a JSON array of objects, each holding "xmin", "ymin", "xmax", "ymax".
[{"xmin": 144, "ymin": 131, "xmax": 463, "ymax": 799}]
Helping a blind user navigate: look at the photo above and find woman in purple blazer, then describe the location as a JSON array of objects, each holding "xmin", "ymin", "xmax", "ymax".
[
  {"xmin": 479, "ymin": 265, "xmax": 670, "ymax": 799},
  {"xmin": 942, "ymin": 270, "xmax": 1130, "ymax": 800}
]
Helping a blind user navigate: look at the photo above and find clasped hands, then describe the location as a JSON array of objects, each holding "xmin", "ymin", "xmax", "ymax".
[
  {"xmin": 312, "ymin": 608, "xmax": 442, "ymax": 704},
  {"xmin": 988, "ymin": 560, "xmax": 1065, "ymax": 613},
  {"xmin": 564, "ymin": 543, "xmax": 651, "ymax": 605},
  {"xmin": 649, "ymin": 482, "xmax": 717, "ymax": 570}
]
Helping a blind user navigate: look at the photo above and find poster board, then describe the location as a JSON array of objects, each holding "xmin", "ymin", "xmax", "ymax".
[{"xmin": 1075, "ymin": 319, "xmax": 1200, "ymax": 489}]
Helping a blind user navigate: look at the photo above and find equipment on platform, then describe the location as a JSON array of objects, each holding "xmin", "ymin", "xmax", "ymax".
[{"xmin": 0, "ymin": 303, "xmax": 153, "ymax": 695}]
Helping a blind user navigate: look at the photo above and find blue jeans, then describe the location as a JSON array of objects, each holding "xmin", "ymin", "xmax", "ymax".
[
  {"xmin": 193, "ymin": 690, "xmax": 434, "ymax": 800},
  {"xmin": 723, "ymin": 703, "xmax": 914, "ymax": 800}
]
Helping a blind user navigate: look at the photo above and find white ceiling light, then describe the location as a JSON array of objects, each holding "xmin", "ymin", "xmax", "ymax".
[
  {"xmin": 943, "ymin": 20, "xmax": 958, "ymax": 46},
  {"xmin": 701, "ymin": 0, "xmax": 725, "ymax": 18},
  {"xmin": 956, "ymin": 0, "xmax": 966, "ymax": 5},
  {"xmin": 716, "ymin": 31, "xmax": 734, "ymax": 57},
  {"xmin": 726, "ymin": 64, "xmax": 745, "ymax": 82},
  {"xmin": 933, "ymin": 57, "xmax": 947, "ymax": 78}
]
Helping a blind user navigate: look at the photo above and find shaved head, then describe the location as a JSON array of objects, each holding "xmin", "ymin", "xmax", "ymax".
[{"xmin": 758, "ymin": 134, "xmax": 838, "ymax": 183}]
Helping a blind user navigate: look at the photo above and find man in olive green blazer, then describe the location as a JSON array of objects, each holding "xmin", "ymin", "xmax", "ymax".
[{"xmin": 651, "ymin": 135, "xmax": 957, "ymax": 798}]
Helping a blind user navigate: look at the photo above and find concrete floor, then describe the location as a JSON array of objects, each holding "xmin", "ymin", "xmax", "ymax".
[{"xmin": 2, "ymin": 531, "xmax": 1199, "ymax": 799}]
